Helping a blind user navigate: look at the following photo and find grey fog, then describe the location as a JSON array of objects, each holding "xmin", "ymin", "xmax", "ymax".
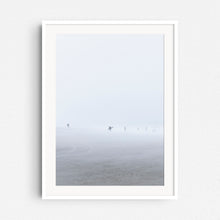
[{"xmin": 56, "ymin": 34, "xmax": 164, "ymax": 185}]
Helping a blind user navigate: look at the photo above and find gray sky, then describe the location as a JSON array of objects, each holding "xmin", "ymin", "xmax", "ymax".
[{"xmin": 56, "ymin": 34, "xmax": 164, "ymax": 128}]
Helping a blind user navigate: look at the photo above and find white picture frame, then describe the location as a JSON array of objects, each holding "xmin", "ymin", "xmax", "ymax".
[{"xmin": 42, "ymin": 20, "xmax": 178, "ymax": 199}]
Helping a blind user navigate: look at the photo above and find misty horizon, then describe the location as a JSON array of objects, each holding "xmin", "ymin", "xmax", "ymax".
[
  {"xmin": 56, "ymin": 34, "xmax": 164, "ymax": 186},
  {"xmin": 56, "ymin": 34, "xmax": 164, "ymax": 128}
]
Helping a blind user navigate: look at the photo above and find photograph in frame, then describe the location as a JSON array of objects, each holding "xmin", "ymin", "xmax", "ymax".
[{"xmin": 42, "ymin": 21, "xmax": 178, "ymax": 199}]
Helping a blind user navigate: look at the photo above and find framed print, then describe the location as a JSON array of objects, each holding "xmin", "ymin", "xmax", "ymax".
[{"xmin": 42, "ymin": 20, "xmax": 178, "ymax": 199}]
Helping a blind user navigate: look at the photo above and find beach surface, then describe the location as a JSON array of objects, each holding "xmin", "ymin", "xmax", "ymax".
[{"xmin": 56, "ymin": 127, "xmax": 164, "ymax": 185}]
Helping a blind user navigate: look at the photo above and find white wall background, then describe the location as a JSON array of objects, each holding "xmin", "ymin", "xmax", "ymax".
[{"xmin": 0, "ymin": 0, "xmax": 220, "ymax": 219}]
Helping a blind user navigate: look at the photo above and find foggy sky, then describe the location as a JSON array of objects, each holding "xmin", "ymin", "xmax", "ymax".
[{"xmin": 56, "ymin": 34, "xmax": 164, "ymax": 128}]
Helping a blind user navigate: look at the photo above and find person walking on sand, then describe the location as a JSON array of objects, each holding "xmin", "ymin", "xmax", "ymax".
[{"xmin": 108, "ymin": 126, "xmax": 113, "ymax": 131}]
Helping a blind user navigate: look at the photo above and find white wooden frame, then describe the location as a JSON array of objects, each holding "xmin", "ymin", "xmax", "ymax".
[{"xmin": 42, "ymin": 20, "xmax": 178, "ymax": 199}]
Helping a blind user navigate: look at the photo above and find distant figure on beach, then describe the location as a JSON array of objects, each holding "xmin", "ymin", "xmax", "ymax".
[
  {"xmin": 124, "ymin": 126, "xmax": 126, "ymax": 131},
  {"xmin": 67, "ymin": 123, "xmax": 70, "ymax": 128},
  {"xmin": 108, "ymin": 126, "xmax": 113, "ymax": 131}
]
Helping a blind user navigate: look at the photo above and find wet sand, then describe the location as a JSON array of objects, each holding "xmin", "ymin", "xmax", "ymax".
[{"xmin": 56, "ymin": 127, "xmax": 164, "ymax": 185}]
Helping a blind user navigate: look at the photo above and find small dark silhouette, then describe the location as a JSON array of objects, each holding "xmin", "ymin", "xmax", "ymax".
[
  {"xmin": 108, "ymin": 126, "xmax": 113, "ymax": 131},
  {"xmin": 124, "ymin": 126, "xmax": 126, "ymax": 131},
  {"xmin": 67, "ymin": 123, "xmax": 70, "ymax": 128}
]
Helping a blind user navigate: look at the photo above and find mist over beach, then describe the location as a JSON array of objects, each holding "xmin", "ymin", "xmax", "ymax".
[
  {"xmin": 56, "ymin": 34, "xmax": 164, "ymax": 185},
  {"xmin": 56, "ymin": 126, "xmax": 164, "ymax": 185}
]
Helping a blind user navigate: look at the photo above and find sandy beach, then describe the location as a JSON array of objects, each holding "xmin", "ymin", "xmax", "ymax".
[{"xmin": 56, "ymin": 127, "xmax": 164, "ymax": 185}]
